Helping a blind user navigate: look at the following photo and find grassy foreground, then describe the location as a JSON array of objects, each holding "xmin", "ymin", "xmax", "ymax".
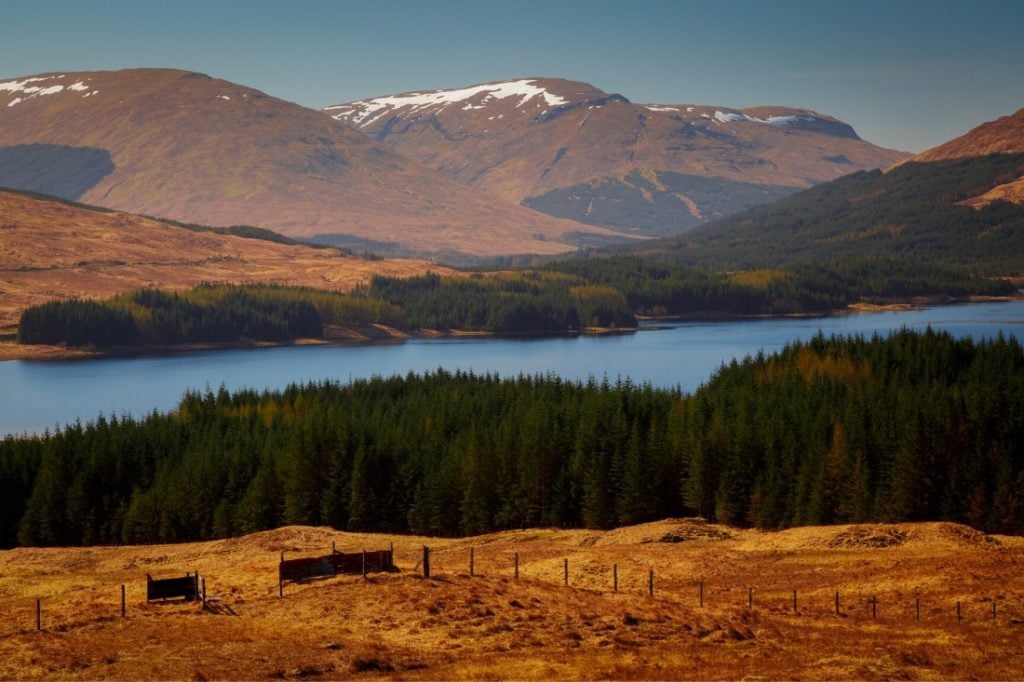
[{"xmin": 1, "ymin": 519, "xmax": 1022, "ymax": 679}]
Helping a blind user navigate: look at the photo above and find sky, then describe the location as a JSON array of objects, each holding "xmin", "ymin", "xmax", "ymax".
[{"xmin": 1, "ymin": 0, "xmax": 1022, "ymax": 152}]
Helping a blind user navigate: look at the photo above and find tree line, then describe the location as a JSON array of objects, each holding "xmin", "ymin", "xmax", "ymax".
[
  {"xmin": 545, "ymin": 256, "xmax": 1016, "ymax": 317},
  {"xmin": 2, "ymin": 329, "xmax": 1021, "ymax": 547},
  {"xmin": 17, "ymin": 285, "xmax": 324, "ymax": 347},
  {"xmin": 18, "ymin": 258, "xmax": 1013, "ymax": 348}
]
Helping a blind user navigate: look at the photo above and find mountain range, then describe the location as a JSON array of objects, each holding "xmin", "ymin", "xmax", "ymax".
[
  {"xmin": 0, "ymin": 69, "xmax": 907, "ymax": 258},
  {"xmin": 325, "ymin": 78, "xmax": 907, "ymax": 237},
  {"xmin": 1, "ymin": 68, "xmax": 1020, "ymax": 271},
  {"xmin": 0, "ymin": 69, "xmax": 608, "ymax": 258}
]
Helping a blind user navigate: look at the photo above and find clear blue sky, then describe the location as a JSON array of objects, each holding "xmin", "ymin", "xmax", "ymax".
[{"xmin": 2, "ymin": 0, "xmax": 1022, "ymax": 152}]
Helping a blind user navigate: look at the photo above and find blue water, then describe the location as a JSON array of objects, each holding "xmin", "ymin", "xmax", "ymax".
[{"xmin": 1, "ymin": 301, "xmax": 1021, "ymax": 436}]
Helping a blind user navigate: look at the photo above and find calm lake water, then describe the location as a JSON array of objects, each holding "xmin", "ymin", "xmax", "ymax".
[{"xmin": 1, "ymin": 300, "xmax": 1022, "ymax": 436}]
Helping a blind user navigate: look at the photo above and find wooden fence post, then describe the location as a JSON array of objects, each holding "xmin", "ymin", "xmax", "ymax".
[
  {"xmin": 916, "ymin": 595, "xmax": 921, "ymax": 621},
  {"xmin": 792, "ymin": 589, "xmax": 798, "ymax": 613},
  {"xmin": 613, "ymin": 564, "xmax": 618, "ymax": 593},
  {"xmin": 202, "ymin": 578, "xmax": 207, "ymax": 605},
  {"xmin": 36, "ymin": 599, "xmax": 41, "ymax": 631},
  {"xmin": 279, "ymin": 551, "xmax": 285, "ymax": 597},
  {"xmin": 362, "ymin": 550, "xmax": 367, "ymax": 579},
  {"xmin": 835, "ymin": 590, "xmax": 840, "ymax": 616},
  {"xmin": 422, "ymin": 546, "xmax": 431, "ymax": 578},
  {"xmin": 648, "ymin": 570, "xmax": 654, "ymax": 597},
  {"xmin": 470, "ymin": 547, "xmax": 475, "ymax": 577},
  {"xmin": 992, "ymin": 601, "xmax": 997, "ymax": 619},
  {"xmin": 332, "ymin": 541, "xmax": 336, "ymax": 554},
  {"xmin": 870, "ymin": 596, "xmax": 877, "ymax": 620},
  {"xmin": 121, "ymin": 584, "xmax": 126, "ymax": 618},
  {"xmin": 956, "ymin": 601, "xmax": 961, "ymax": 622},
  {"xmin": 699, "ymin": 580, "xmax": 704, "ymax": 608},
  {"xmin": 514, "ymin": 552, "xmax": 519, "ymax": 580},
  {"xmin": 564, "ymin": 558, "xmax": 569, "ymax": 586}
]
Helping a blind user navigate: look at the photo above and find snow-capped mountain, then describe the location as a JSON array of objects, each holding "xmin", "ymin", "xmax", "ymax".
[
  {"xmin": 0, "ymin": 69, "xmax": 616, "ymax": 257},
  {"xmin": 326, "ymin": 78, "xmax": 909, "ymax": 237}
]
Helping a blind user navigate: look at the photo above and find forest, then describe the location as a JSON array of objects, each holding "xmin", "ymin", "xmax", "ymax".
[
  {"xmin": 2, "ymin": 329, "xmax": 1021, "ymax": 547},
  {"xmin": 18, "ymin": 257, "xmax": 1014, "ymax": 348},
  {"xmin": 544, "ymin": 256, "xmax": 1015, "ymax": 317}
]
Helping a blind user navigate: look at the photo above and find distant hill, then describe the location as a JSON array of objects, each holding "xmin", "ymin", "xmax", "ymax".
[
  {"xmin": 0, "ymin": 69, "xmax": 615, "ymax": 257},
  {"xmin": 326, "ymin": 77, "xmax": 908, "ymax": 237},
  {"xmin": 0, "ymin": 188, "xmax": 453, "ymax": 333}
]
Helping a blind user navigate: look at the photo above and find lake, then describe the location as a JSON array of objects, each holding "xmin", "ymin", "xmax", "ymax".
[{"xmin": 1, "ymin": 300, "xmax": 1022, "ymax": 436}]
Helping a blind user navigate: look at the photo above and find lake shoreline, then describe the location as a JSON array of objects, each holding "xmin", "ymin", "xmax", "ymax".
[
  {"xmin": 2, "ymin": 293, "xmax": 1019, "ymax": 363},
  {"xmin": 0, "ymin": 324, "xmax": 642, "ymax": 363}
]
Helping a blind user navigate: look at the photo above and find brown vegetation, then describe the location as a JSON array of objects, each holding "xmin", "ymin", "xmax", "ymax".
[
  {"xmin": 2, "ymin": 519, "xmax": 1022, "ymax": 680},
  {"xmin": 0, "ymin": 190, "xmax": 456, "ymax": 340}
]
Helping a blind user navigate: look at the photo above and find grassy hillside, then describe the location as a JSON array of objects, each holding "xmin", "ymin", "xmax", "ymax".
[
  {"xmin": 1, "ymin": 521, "xmax": 1022, "ymax": 679},
  {"xmin": 0, "ymin": 189, "xmax": 455, "ymax": 341}
]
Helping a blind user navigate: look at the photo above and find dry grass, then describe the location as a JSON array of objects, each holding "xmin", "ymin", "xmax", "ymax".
[{"xmin": 1, "ymin": 520, "xmax": 1022, "ymax": 679}]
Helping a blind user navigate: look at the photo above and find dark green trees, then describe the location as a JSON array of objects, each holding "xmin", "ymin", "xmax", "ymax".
[{"xmin": 1, "ymin": 329, "xmax": 1021, "ymax": 548}]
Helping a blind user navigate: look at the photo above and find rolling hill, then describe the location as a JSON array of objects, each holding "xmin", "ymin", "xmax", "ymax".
[
  {"xmin": 325, "ymin": 78, "xmax": 908, "ymax": 237},
  {"xmin": 0, "ymin": 189, "xmax": 455, "ymax": 341},
  {"xmin": 0, "ymin": 69, "xmax": 616, "ymax": 258}
]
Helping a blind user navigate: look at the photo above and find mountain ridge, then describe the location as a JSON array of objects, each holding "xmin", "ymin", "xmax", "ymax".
[{"xmin": 326, "ymin": 77, "xmax": 909, "ymax": 237}]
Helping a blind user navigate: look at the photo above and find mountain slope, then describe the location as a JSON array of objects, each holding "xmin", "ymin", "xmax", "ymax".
[
  {"xmin": 325, "ymin": 78, "xmax": 908, "ymax": 237},
  {"xmin": 0, "ymin": 69, "xmax": 615, "ymax": 257},
  {"xmin": 0, "ymin": 189, "xmax": 454, "ymax": 334},
  {"xmin": 907, "ymin": 106, "xmax": 1024, "ymax": 209},
  {"xmin": 638, "ymin": 152, "xmax": 1024, "ymax": 274}
]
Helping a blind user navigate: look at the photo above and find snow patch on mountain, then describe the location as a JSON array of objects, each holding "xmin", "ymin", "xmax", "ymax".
[
  {"xmin": 326, "ymin": 79, "xmax": 569, "ymax": 125},
  {"xmin": 714, "ymin": 110, "xmax": 817, "ymax": 127},
  {"xmin": 0, "ymin": 75, "xmax": 91, "ymax": 107}
]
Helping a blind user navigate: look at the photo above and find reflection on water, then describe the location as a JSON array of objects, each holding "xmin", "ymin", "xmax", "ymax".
[{"xmin": 1, "ymin": 301, "xmax": 1021, "ymax": 436}]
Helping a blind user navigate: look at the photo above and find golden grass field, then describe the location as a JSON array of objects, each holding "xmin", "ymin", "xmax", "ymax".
[{"xmin": 1, "ymin": 519, "xmax": 1022, "ymax": 680}]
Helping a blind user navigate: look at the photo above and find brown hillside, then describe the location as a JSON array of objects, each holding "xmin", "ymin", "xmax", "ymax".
[
  {"xmin": 906, "ymin": 106, "xmax": 1024, "ymax": 209},
  {"xmin": 912, "ymin": 107, "xmax": 1024, "ymax": 161},
  {"xmin": 0, "ymin": 190, "xmax": 455, "ymax": 335},
  {"xmin": 326, "ymin": 78, "xmax": 908, "ymax": 236},
  {"xmin": 1, "ymin": 520, "xmax": 1022, "ymax": 679},
  {"xmin": 0, "ymin": 69, "xmax": 615, "ymax": 257}
]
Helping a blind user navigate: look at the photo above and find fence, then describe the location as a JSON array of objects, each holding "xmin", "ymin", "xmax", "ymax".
[
  {"xmin": 402, "ymin": 544, "xmax": 1022, "ymax": 626},
  {"xmin": 146, "ymin": 572, "xmax": 201, "ymax": 602},
  {"xmin": 278, "ymin": 546, "xmax": 395, "ymax": 595},
  {"xmin": 13, "ymin": 543, "xmax": 1022, "ymax": 633}
]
